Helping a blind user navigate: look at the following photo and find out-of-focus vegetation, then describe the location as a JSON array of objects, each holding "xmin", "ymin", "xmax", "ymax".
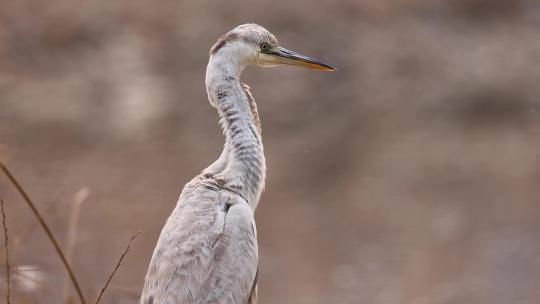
[{"xmin": 1, "ymin": 0, "xmax": 540, "ymax": 303}]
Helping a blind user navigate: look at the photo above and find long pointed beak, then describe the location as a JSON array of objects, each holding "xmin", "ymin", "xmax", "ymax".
[{"xmin": 265, "ymin": 46, "xmax": 336, "ymax": 71}]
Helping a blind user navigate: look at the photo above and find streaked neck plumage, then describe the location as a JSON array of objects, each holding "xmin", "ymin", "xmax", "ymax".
[{"xmin": 203, "ymin": 50, "xmax": 266, "ymax": 209}]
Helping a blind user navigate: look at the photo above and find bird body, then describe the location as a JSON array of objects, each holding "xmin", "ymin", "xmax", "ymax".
[{"xmin": 140, "ymin": 24, "xmax": 334, "ymax": 304}]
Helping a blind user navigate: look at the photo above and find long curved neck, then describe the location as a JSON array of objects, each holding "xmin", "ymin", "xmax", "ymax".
[{"xmin": 203, "ymin": 54, "xmax": 266, "ymax": 209}]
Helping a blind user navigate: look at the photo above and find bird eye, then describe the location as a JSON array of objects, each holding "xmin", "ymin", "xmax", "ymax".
[{"xmin": 260, "ymin": 43, "xmax": 270, "ymax": 51}]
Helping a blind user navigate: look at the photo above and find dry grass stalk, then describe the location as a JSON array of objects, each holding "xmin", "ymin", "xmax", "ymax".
[
  {"xmin": 95, "ymin": 231, "xmax": 141, "ymax": 304},
  {"xmin": 1, "ymin": 199, "xmax": 10, "ymax": 304},
  {"xmin": 63, "ymin": 187, "xmax": 90, "ymax": 303},
  {"xmin": 0, "ymin": 161, "xmax": 87, "ymax": 304}
]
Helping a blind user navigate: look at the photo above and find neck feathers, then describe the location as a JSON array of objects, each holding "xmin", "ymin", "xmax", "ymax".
[
  {"xmin": 204, "ymin": 55, "xmax": 266, "ymax": 208},
  {"xmin": 241, "ymin": 83, "xmax": 262, "ymax": 134}
]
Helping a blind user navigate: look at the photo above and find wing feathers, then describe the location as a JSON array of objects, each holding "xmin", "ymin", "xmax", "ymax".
[{"xmin": 140, "ymin": 187, "xmax": 258, "ymax": 304}]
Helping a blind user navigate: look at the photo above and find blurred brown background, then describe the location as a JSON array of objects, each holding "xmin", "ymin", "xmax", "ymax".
[{"xmin": 1, "ymin": 0, "xmax": 540, "ymax": 303}]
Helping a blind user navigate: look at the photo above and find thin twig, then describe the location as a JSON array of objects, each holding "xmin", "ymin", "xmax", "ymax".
[
  {"xmin": 95, "ymin": 231, "xmax": 141, "ymax": 304},
  {"xmin": 0, "ymin": 161, "xmax": 86, "ymax": 304},
  {"xmin": 1, "ymin": 199, "xmax": 10, "ymax": 304}
]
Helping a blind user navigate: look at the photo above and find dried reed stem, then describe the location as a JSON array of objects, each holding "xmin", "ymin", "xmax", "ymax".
[
  {"xmin": 63, "ymin": 188, "xmax": 90, "ymax": 303},
  {"xmin": 0, "ymin": 199, "xmax": 10, "ymax": 304},
  {"xmin": 95, "ymin": 231, "xmax": 141, "ymax": 304},
  {"xmin": 0, "ymin": 161, "xmax": 86, "ymax": 304}
]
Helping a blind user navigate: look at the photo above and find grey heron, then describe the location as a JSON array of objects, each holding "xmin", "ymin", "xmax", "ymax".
[{"xmin": 140, "ymin": 23, "xmax": 334, "ymax": 304}]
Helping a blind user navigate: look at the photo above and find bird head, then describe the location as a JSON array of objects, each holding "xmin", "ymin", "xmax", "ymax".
[{"xmin": 210, "ymin": 24, "xmax": 335, "ymax": 71}]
